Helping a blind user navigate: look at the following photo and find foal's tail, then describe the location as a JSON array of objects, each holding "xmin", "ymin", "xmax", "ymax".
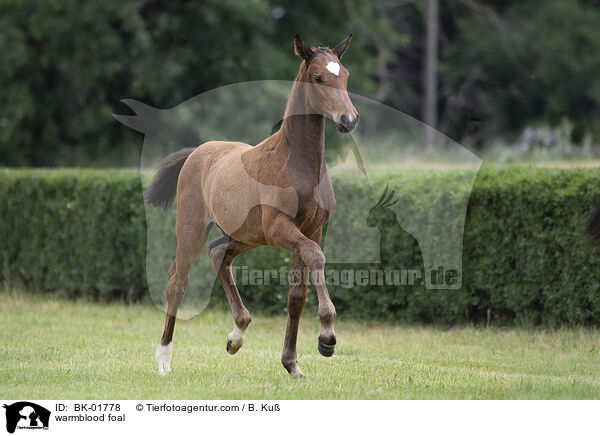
[
  {"xmin": 588, "ymin": 203, "xmax": 600, "ymax": 243},
  {"xmin": 143, "ymin": 148, "xmax": 196, "ymax": 209}
]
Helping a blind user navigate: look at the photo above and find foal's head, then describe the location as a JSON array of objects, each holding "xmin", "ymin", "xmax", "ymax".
[{"xmin": 294, "ymin": 34, "xmax": 359, "ymax": 133}]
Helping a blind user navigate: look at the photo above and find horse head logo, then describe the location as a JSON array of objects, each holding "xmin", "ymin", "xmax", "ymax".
[{"xmin": 3, "ymin": 402, "xmax": 50, "ymax": 434}]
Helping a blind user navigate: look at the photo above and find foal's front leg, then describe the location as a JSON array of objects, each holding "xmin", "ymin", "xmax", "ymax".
[
  {"xmin": 306, "ymin": 228, "xmax": 337, "ymax": 358},
  {"xmin": 281, "ymin": 254, "xmax": 309, "ymax": 378},
  {"xmin": 267, "ymin": 217, "xmax": 337, "ymax": 366}
]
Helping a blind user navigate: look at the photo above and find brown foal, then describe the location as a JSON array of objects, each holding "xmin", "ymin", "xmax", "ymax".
[{"xmin": 144, "ymin": 34, "xmax": 359, "ymax": 377}]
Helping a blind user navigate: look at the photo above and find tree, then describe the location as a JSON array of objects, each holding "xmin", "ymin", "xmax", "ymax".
[
  {"xmin": 441, "ymin": 0, "xmax": 600, "ymax": 144},
  {"xmin": 0, "ymin": 0, "xmax": 400, "ymax": 166},
  {"xmin": 423, "ymin": 0, "xmax": 439, "ymax": 147}
]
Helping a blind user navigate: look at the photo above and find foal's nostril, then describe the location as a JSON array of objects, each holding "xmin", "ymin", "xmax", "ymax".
[
  {"xmin": 340, "ymin": 114, "xmax": 349, "ymax": 128},
  {"xmin": 340, "ymin": 114, "xmax": 357, "ymax": 131}
]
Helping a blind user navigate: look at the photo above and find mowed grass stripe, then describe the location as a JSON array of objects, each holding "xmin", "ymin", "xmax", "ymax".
[{"xmin": 1, "ymin": 291, "xmax": 599, "ymax": 399}]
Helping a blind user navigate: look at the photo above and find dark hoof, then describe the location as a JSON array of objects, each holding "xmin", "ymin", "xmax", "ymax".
[{"xmin": 318, "ymin": 340, "xmax": 335, "ymax": 357}]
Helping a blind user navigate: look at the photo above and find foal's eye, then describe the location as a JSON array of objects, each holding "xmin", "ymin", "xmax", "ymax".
[{"xmin": 313, "ymin": 75, "xmax": 323, "ymax": 84}]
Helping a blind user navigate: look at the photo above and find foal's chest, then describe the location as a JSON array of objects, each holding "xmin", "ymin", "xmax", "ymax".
[{"xmin": 295, "ymin": 178, "xmax": 335, "ymax": 234}]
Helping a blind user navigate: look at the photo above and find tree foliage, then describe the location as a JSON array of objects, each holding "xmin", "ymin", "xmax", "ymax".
[
  {"xmin": 0, "ymin": 0, "xmax": 598, "ymax": 166},
  {"xmin": 0, "ymin": 0, "xmax": 384, "ymax": 166},
  {"xmin": 441, "ymin": 0, "xmax": 600, "ymax": 144}
]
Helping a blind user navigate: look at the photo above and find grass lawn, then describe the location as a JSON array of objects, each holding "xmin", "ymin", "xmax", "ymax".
[{"xmin": 1, "ymin": 290, "xmax": 599, "ymax": 399}]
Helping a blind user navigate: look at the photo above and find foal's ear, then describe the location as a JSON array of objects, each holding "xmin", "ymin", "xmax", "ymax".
[
  {"xmin": 294, "ymin": 34, "xmax": 314, "ymax": 62},
  {"xmin": 333, "ymin": 34, "xmax": 352, "ymax": 59}
]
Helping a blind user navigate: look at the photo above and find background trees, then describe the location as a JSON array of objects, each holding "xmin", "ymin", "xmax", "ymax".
[{"xmin": 0, "ymin": 0, "xmax": 599, "ymax": 166}]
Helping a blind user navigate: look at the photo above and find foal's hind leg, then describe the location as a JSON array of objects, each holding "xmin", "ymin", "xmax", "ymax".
[
  {"xmin": 208, "ymin": 235, "xmax": 255, "ymax": 355},
  {"xmin": 156, "ymin": 221, "xmax": 209, "ymax": 376},
  {"xmin": 281, "ymin": 253, "xmax": 308, "ymax": 378}
]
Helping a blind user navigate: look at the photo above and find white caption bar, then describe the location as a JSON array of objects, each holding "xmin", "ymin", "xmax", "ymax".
[{"xmin": 0, "ymin": 400, "xmax": 596, "ymax": 436}]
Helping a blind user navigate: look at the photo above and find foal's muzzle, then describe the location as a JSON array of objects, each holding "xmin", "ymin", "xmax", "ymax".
[{"xmin": 336, "ymin": 113, "xmax": 359, "ymax": 133}]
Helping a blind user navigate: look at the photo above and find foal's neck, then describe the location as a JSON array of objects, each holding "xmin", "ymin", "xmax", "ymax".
[{"xmin": 278, "ymin": 66, "xmax": 326, "ymax": 183}]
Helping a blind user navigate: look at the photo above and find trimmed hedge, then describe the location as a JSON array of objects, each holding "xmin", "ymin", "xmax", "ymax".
[
  {"xmin": 0, "ymin": 169, "xmax": 147, "ymax": 300},
  {"xmin": 1, "ymin": 167, "xmax": 600, "ymax": 326}
]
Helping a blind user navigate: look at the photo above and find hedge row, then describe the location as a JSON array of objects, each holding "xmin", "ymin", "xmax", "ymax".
[
  {"xmin": 0, "ymin": 169, "xmax": 147, "ymax": 299},
  {"xmin": 1, "ymin": 167, "xmax": 600, "ymax": 326}
]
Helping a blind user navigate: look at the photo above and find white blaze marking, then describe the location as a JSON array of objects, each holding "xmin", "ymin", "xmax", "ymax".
[{"xmin": 326, "ymin": 62, "xmax": 340, "ymax": 76}]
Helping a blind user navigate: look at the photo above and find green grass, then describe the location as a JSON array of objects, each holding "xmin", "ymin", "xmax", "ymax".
[{"xmin": 1, "ymin": 290, "xmax": 600, "ymax": 399}]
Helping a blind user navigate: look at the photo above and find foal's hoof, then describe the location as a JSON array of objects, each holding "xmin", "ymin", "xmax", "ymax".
[
  {"xmin": 226, "ymin": 339, "xmax": 241, "ymax": 355},
  {"xmin": 283, "ymin": 360, "xmax": 305, "ymax": 378},
  {"xmin": 318, "ymin": 338, "xmax": 336, "ymax": 357},
  {"xmin": 226, "ymin": 326, "xmax": 245, "ymax": 355},
  {"xmin": 290, "ymin": 368, "xmax": 305, "ymax": 378}
]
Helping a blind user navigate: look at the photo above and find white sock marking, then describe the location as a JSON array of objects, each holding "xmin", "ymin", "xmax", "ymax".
[
  {"xmin": 230, "ymin": 325, "xmax": 244, "ymax": 344},
  {"xmin": 156, "ymin": 342, "xmax": 172, "ymax": 376}
]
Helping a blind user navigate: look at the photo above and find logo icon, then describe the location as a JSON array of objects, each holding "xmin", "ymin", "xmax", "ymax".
[{"xmin": 3, "ymin": 402, "xmax": 50, "ymax": 434}]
